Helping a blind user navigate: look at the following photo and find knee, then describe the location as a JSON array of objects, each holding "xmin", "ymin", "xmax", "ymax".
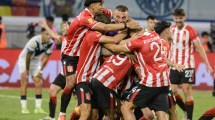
[
  {"xmin": 144, "ymin": 110, "xmax": 155, "ymax": 120},
  {"xmin": 66, "ymin": 75, "xmax": 76, "ymax": 88},
  {"xmin": 121, "ymin": 102, "xmax": 132, "ymax": 112},
  {"xmin": 49, "ymin": 88, "xmax": 58, "ymax": 96}
]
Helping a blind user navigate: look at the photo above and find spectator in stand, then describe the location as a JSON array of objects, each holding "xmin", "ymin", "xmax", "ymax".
[
  {"xmin": 0, "ymin": 16, "xmax": 8, "ymax": 48},
  {"xmin": 200, "ymin": 31, "xmax": 210, "ymax": 52}
]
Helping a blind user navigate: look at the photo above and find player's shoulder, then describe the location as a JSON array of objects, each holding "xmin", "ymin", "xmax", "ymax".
[
  {"xmin": 170, "ymin": 24, "xmax": 177, "ymax": 29},
  {"xmin": 184, "ymin": 24, "xmax": 196, "ymax": 31}
]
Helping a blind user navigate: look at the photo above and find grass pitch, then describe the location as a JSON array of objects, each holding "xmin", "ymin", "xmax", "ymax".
[{"xmin": 0, "ymin": 88, "xmax": 214, "ymax": 120}]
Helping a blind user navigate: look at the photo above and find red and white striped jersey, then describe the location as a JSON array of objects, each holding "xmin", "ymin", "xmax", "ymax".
[
  {"xmin": 125, "ymin": 31, "xmax": 170, "ymax": 87},
  {"xmin": 63, "ymin": 8, "xmax": 112, "ymax": 57},
  {"xmin": 76, "ymin": 31, "xmax": 104, "ymax": 83},
  {"xmin": 59, "ymin": 36, "xmax": 67, "ymax": 53},
  {"xmin": 93, "ymin": 54, "xmax": 135, "ymax": 90},
  {"xmin": 169, "ymin": 24, "xmax": 199, "ymax": 69},
  {"xmin": 160, "ymin": 39, "xmax": 170, "ymax": 59}
]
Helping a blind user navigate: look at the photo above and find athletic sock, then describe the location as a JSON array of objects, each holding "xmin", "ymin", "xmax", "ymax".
[
  {"xmin": 35, "ymin": 94, "xmax": 42, "ymax": 109},
  {"xmin": 49, "ymin": 96, "xmax": 57, "ymax": 118},
  {"xmin": 175, "ymin": 94, "xmax": 186, "ymax": 111},
  {"xmin": 60, "ymin": 86, "xmax": 72, "ymax": 113},
  {"xmin": 185, "ymin": 100, "xmax": 194, "ymax": 120},
  {"xmin": 20, "ymin": 95, "xmax": 27, "ymax": 109}
]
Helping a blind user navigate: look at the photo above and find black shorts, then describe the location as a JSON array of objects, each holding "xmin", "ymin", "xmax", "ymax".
[
  {"xmin": 126, "ymin": 84, "xmax": 169, "ymax": 113},
  {"xmin": 91, "ymin": 78, "xmax": 115, "ymax": 109},
  {"xmin": 170, "ymin": 68, "xmax": 195, "ymax": 84},
  {"xmin": 75, "ymin": 82, "xmax": 92, "ymax": 105},
  {"xmin": 168, "ymin": 87, "xmax": 176, "ymax": 108},
  {"xmin": 52, "ymin": 73, "xmax": 66, "ymax": 89},
  {"xmin": 61, "ymin": 54, "xmax": 79, "ymax": 76}
]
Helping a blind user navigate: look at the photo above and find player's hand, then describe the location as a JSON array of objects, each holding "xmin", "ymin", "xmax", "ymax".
[
  {"xmin": 174, "ymin": 64, "xmax": 185, "ymax": 72},
  {"xmin": 37, "ymin": 70, "xmax": 43, "ymax": 79},
  {"xmin": 38, "ymin": 20, "xmax": 48, "ymax": 29},
  {"xmin": 126, "ymin": 53, "xmax": 137, "ymax": 64},
  {"xmin": 126, "ymin": 20, "xmax": 141, "ymax": 30}
]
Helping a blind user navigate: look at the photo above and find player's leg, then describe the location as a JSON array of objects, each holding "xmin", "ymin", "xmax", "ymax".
[
  {"xmin": 181, "ymin": 68, "xmax": 195, "ymax": 120},
  {"xmin": 182, "ymin": 83, "xmax": 193, "ymax": 120},
  {"xmin": 75, "ymin": 82, "xmax": 92, "ymax": 120},
  {"xmin": 59, "ymin": 56, "xmax": 78, "ymax": 119},
  {"xmin": 168, "ymin": 87, "xmax": 178, "ymax": 120},
  {"xmin": 121, "ymin": 101, "xmax": 136, "ymax": 120},
  {"xmin": 199, "ymin": 106, "xmax": 215, "ymax": 120},
  {"xmin": 45, "ymin": 73, "xmax": 65, "ymax": 119},
  {"xmin": 20, "ymin": 69, "xmax": 30, "ymax": 114}
]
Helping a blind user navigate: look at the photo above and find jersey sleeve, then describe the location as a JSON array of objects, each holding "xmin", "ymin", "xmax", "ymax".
[
  {"xmin": 102, "ymin": 8, "xmax": 112, "ymax": 17},
  {"xmin": 189, "ymin": 26, "xmax": 198, "ymax": 41},
  {"xmin": 26, "ymin": 39, "xmax": 37, "ymax": 54},
  {"xmin": 79, "ymin": 16, "xmax": 99, "ymax": 29},
  {"xmin": 88, "ymin": 31, "xmax": 104, "ymax": 43},
  {"xmin": 125, "ymin": 37, "xmax": 142, "ymax": 52}
]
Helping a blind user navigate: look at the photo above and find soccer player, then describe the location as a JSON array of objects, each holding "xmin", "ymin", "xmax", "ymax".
[
  {"xmin": 104, "ymin": 21, "xmax": 173, "ymax": 120},
  {"xmin": 18, "ymin": 28, "xmax": 53, "ymax": 114},
  {"xmin": 169, "ymin": 8, "xmax": 213, "ymax": 120},
  {"xmin": 58, "ymin": 0, "xmax": 140, "ymax": 119},
  {"xmin": 39, "ymin": 21, "xmax": 70, "ymax": 120},
  {"xmin": 75, "ymin": 13, "xmax": 128, "ymax": 120},
  {"xmin": 145, "ymin": 15, "xmax": 157, "ymax": 32}
]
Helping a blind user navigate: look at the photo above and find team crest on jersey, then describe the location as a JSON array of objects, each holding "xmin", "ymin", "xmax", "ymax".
[
  {"xmin": 67, "ymin": 65, "xmax": 73, "ymax": 72},
  {"xmin": 163, "ymin": 46, "xmax": 167, "ymax": 51},
  {"xmin": 136, "ymin": 0, "xmax": 184, "ymax": 17},
  {"xmin": 88, "ymin": 18, "xmax": 94, "ymax": 24}
]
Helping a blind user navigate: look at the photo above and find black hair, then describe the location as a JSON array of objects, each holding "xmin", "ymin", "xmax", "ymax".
[
  {"xmin": 115, "ymin": 5, "xmax": 128, "ymax": 12},
  {"xmin": 84, "ymin": 0, "xmax": 103, "ymax": 7},
  {"xmin": 46, "ymin": 16, "xmax": 54, "ymax": 22},
  {"xmin": 154, "ymin": 21, "xmax": 171, "ymax": 35},
  {"xmin": 62, "ymin": 14, "xmax": 69, "ymax": 22},
  {"xmin": 173, "ymin": 8, "xmax": 185, "ymax": 16},
  {"xmin": 94, "ymin": 13, "xmax": 111, "ymax": 24},
  {"xmin": 201, "ymin": 31, "xmax": 209, "ymax": 37},
  {"xmin": 147, "ymin": 15, "xmax": 157, "ymax": 20},
  {"xmin": 41, "ymin": 27, "xmax": 46, "ymax": 32}
]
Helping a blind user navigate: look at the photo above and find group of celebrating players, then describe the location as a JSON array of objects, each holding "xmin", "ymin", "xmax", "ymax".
[{"xmin": 18, "ymin": 0, "xmax": 215, "ymax": 120}]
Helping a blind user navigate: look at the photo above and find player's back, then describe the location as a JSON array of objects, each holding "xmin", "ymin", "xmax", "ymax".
[
  {"xmin": 76, "ymin": 30, "xmax": 104, "ymax": 83},
  {"xmin": 130, "ymin": 32, "xmax": 169, "ymax": 87}
]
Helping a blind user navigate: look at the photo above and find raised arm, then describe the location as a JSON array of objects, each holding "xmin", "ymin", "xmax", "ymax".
[{"xmin": 39, "ymin": 20, "xmax": 60, "ymax": 40}]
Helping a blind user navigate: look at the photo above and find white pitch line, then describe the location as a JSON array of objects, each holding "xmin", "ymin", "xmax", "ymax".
[{"xmin": 0, "ymin": 94, "xmax": 49, "ymax": 101}]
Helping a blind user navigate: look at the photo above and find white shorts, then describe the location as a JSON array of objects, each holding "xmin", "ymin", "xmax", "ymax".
[{"xmin": 18, "ymin": 59, "xmax": 41, "ymax": 77}]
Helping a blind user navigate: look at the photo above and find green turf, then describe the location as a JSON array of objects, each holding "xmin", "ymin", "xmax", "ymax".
[{"xmin": 0, "ymin": 88, "xmax": 214, "ymax": 120}]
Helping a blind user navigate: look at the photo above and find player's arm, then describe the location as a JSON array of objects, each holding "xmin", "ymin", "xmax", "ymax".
[
  {"xmin": 99, "ymin": 31, "xmax": 127, "ymax": 44},
  {"xmin": 39, "ymin": 20, "xmax": 61, "ymax": 40},
  {"xmin": 193, "ymin": 39, "xmax": 213, "ymax": 73},
  {"xmin": 103, "ymin": 43, "xmax": 130, "ymax": 53},
  {"xmin": 40, "ymin": 55, "xmax": 49, "ymax": 72},
  {"xmin": 101, "ymin": 47, "xmax": 113, "ymax": 56},
  {"xmin": 166, "ymin": 59, "xmax": 184, "ymax": 72},
  {"xmin": 92, "ymin": 20, "xmax": 140, "ymax": 32}
]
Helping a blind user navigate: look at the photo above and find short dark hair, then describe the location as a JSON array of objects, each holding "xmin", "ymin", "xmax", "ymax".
[
  {"xmin": 0, "ymin": 16, "xmax": 2, "ymax": 21},
  {"xmin": 94, "ymin": 13, "xmax": 111, "ymax": 24},
  {"xmin": 201, "ymin": 31, "xmax": 209, "ymax": 37},
  {"xmin": 173, "ymin": 8, "xmax": 185, "ymax": 16},
  {"xmin": 61, "ymin": 14, "xmax": 69, "ymax": 22},
  {"xmin": 84, "ymin": 0, "xmax": 103, "ymax": 7},
  {"xmin": 41, "ymin": 27, "xmax": 46, "ymax": 32},
  {"xmin": 154, "ymin": 21, "xmax": 171, "ymax": 35},
  {"xmin": 147, "ymin": 15, "xmax": 157, "ymax": 20},
  {"xmin": 46, "ymin": 16, "xmax": 54, "ymax": 22},
  {"xmin": 115, "ymin": 5, "xmax": 128, "ymax": 12}
]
